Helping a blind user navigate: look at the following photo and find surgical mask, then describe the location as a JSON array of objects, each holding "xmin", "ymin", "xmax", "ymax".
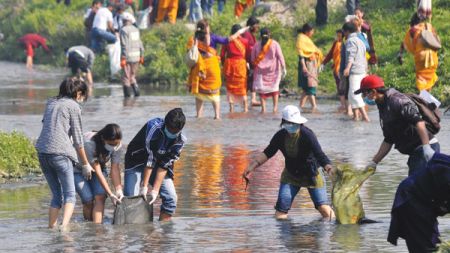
[
  {"xmin": 282, "ymin": 123, "xmax": 300, "ymax": 134},
  {"xmin": 363, "ymin": 97, "xmax": 376, "ymax": 106},
  {"xmin": 164, "ymin": 127, "xmax": 179, "ymax": 139},
  {"xmin": 104, "ymin": 142, "xmax": 122, "ymax": 152}
]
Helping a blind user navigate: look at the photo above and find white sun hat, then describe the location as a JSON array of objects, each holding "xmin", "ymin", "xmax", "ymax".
[
  {"xmin": 282, "ymin": 105, "xmax": 308, "ymax": 124},
  {"xmin": 122, "ymin": 12, "xmax": 136, "ymax": 24}
]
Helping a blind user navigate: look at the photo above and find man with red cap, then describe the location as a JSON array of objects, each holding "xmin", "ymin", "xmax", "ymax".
[{"xmin": 355, "ymin": 74, "xmax": 440, "ymax": 175}]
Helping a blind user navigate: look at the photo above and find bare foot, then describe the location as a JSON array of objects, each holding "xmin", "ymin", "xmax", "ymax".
[{"xmin": 251, "ymin": 101, "xmax": 261, "ymax": 106}]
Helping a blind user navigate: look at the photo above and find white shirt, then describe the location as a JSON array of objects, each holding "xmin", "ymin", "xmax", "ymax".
[{"xmin": 92, "ymin": 7, "xmax": 113, "ymax": 31}]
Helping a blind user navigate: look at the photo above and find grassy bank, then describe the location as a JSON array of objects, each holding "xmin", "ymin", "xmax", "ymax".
[
  {"xmin": 0, "ymin": 131, "xmax": 40, "ymax": 178},
  {"xmin": 0, "ymin": 0, "xmax": 448, "ymax": 104}
]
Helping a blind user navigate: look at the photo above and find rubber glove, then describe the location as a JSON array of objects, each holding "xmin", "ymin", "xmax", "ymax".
[
  {"xmin": 423, "ymin": 144, "xmax": 435, "ymax": 162},
  {"xmin": 282, "ymin": 68, "xmax": 287, "ymax": 79},
  {"xmin": 115, "ymin": 189, "xmax": 124, "ymax": 202},
  {"xmin": 148, "ymin": 190, "xmax": 158, "ymax": 205},
  {"xmin": 120, "ymin": 58, "xmax": 127, "ymax": 69},
  {"xmin": 365, "ymin": 161, "xmax": 378, "ymax": 170},
  {"xmin": 139, "ymin": 57, "xmax": 144, "ymax": 65},
  {"xmin": 109, "ymin": 193, "xmax": 121, "ymax": 205},
  {"xmin": 82, "ymin": 164, "xmax": 95, "ymax": 180},
  {"xmin": 140, "ymin": 186, "xmax": 148, "ymax": 201}
]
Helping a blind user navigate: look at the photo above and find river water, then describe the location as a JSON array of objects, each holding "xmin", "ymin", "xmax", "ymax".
[{"xmin": 0, "ymin": 62, "xmax": 448, "ymax": 252}]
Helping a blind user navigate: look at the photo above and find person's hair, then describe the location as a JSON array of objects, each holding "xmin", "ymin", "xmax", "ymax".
[
  {"xmin": 354, "ymin": 6, "xmax": 363, "ymax": 13},
  {"xmin": 246, "ymin": 16, "xmax": 259, "ymax": 27},
  {"xmin": 91, "ymin": 123, "xmax": 122, "ymax": 167},
  {"xmin": 195, "ymin": 19, "xmax": 209, "ymax": 41},
  {"xmin": 342, "ymin": 22, "xmax": 357, "ymax": 33},
  {"xmin": 297, "ymin": 23, "xmax": 314, "ymax": 34},
  {"xmin": 409, "ymin": 13, "xmax": 424, "ymax": 27},
  {"xmin": 57, "ymin": 77, "xmax": 88, "ymax": 100},
  {"xmin": 115, "ymin": 3, "xmax": 126, "ymax": 12},
  {"xmin": 336, "ymin": 29, "xmax": 343, "ymax": 34},
  {"xmin": 375, "ymin": 87, "xmax": 387, "ymax": 94},
  {"xmin": 231, "ymin": 24, "xmax": 242, "ymax": 35},
  {"xmin": 260, "ymin": 28, "xmax": 271, "ymax": 46},
  {"xmin": 165, "ymin": 108, "xmax": 186, "ymax": 130},
  {"xmin": 92, "ymin": 0, "xmax": 102, "ymax": 6}
]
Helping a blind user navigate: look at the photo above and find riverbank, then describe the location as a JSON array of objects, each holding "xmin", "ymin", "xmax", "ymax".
[{"xmin": 0, "ymin": 0, "xmax": 448, "ymax": 105}]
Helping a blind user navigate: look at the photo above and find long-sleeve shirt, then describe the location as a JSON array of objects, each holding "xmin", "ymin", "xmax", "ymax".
[
  {"xmin": 67, "ymin": 46, "xmax": 95, "ymax": 70},
  {"xmin": 263, "ymin": 126, "xmax": 331, "ymax": 180},
  {"xmin": 124, "ymin": 118, "xmax": 186, "ymax": 179},
  {"xmin": 35, "ymin": 98, "xmax": 84, "ymax": 163},
  {"xmin": 345, "ymin": 33, "xmax": 367, "ymax": 75},
  {"xmin": 120, "ymin": 24, "xmax": 144, "ymax": 62},
  {"xmin": 18, "ymin": 34, "xmax": 50, "ymax": 57},
  {"xmin": 322, "ymin": 40, "xmax": 342, "ymax": 75},
  {"xmin": 209, "ymin": 33, "xmax": 228, "ymax": 49},
  {"xmin": 241, "ymin": 30, "xmax": 257, "ymax": 64}
]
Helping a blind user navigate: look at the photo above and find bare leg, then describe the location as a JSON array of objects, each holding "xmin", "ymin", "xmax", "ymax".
[
  {"xmin": 229, "ymin": 103, "xmax": 234, "ymax": 113},
  {"xmin": 353, "ymin": 108, "xmax": 361, "ymax": 121},
  {"xmin": 273, "ymin": 94, "xmax": 279, "ymax": 113},
  {"xmin": 60, "ymin": 203, "xmax": 74, "ymax": 228},
  {"xmin": 159, "ymin": 211, "xmax": 172, "ymax": 221},
  {"xmin": 212, "ymin": 100, "xmax": 221, "ymax": 120},
  {"xmin": 300, "ymin": 92, "xmax": 308, "ymax": 108},
  {"xmin": 346, "ymin": 102, "xmax": 353, "ymax": 117},
  {"xmin": 195, "ymin": 98, "xmax": 203, "ymax": 118},
  {"xmin": 317, "ymin": 204, "xmax": 335, "ymax": 220},
  {"xmin": 243, "ymin": 95, "xmax": 248, "ymax": 112},
  {"xmin": 359, "ymin": 107, "xmax": 370, "ymax": 122},
  {"xmin": 82, "ymin": 201, "xmax": 94, "ymax": 221},
  {"xmin": 92, "ymin": 195, "xmax": 106, "ymax": 224},
  {"xmin": 260, "ymin": 96, "xmax": 266, "ymax": 113},
  {"xmin": 310, "ymin": 95, "xmax": 318, "ymax": 111},
  {"xmin": 339, "ymin": 95, "xmax": 346, "ymax": 111},
  {"xmin": 251, "ymin": 91, "xmax": 260, "ymax": 106},
  {"xmin": 26, "ymin": 56, "xmax": 33, "ymax": 69},
  {"xmin": 49, "ymin": 207, "xmax": 60, "ymax": 228},
  {"xmin": 275, "ymin": 210, "xmax": 288, "ymax": 220}
]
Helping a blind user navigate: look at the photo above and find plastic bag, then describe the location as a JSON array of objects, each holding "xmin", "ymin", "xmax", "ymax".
[
  {"xmin": 136, "ymin": 7, "xmax": 152, "ymax": 30},
  {"xmin": 184, "ymin": 44, "xmax": 198, "ymax": 68},
  {"xmin": 113, "ymin": 195, "xmax": 153, "ymax": 225},
  {"xmin": 107, "ymin": 39, "xmax": 121, "ymax": 77}
]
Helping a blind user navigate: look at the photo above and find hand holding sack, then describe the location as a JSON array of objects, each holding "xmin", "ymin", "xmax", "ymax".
[
  {"xmin": 139, "ymin": 186, "xmax": 148, "ymax": 200},
  {"xmin": 116, "ymin": 189, "xmax": 124, "ymax": 202},
  {"xmin": 365, "ymin": 161, "xmax": 378, "ymax": 171},
  {"xmin": 423, "ymin": 144, "xmax": 435, "ymax": 162},
  {"xmin": 139, "ymin": 57, "xmax": 144, "ymax": 65},
  {"xmin": 185, "ymin": 40, "xmax": 199, "ymax": 68},
  {"xmin": 82, "ymin": 164, "xmax": 95, "ymax": 180},
  {"xmin": 148, "ymin": 190, "xmax": 158, "ymax": 205},
  {"xmin": 109, "ymin": 193, "xmax": 121, "ymax": 205},
  {"xmin": 120, "ymin": 58, "xmax": 127, "ymax": 69}
]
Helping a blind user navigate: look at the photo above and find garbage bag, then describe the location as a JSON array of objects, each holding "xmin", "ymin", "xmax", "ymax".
[
  {"xmin": 113, "ymin": 195, "xmax": 153, "ymax": 225},
  {"xmin": 136, "ymin": 7, "xmax": 152, "ymax": 30},
  {"xmin": 331, "ymin": 164, "xmax": 375, "ymax": 224},
  {"xmin": 107, "ymin": 39, "xmax": 121, "ymax": 77}
]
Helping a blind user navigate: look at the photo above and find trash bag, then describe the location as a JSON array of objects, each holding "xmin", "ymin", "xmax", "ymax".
[
  {"xmin": 136, "ymin": 7, "xmax": 152, "ymax": 30},
  {"xmin": 107, "ymin": 39, "xmax": 121, "ymax": 77},
  {"xmin": 331, "ymin": 164, "xmax": 375, "ymax": 224},
  {"xmin": 113, "ymin": 195, "xmax": 153, "ymax": 225}
]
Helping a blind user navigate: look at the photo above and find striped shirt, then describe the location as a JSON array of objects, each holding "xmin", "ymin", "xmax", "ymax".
[{"xmin": 35, "ymin": 97, "xmax": 84, "ymax": 163}]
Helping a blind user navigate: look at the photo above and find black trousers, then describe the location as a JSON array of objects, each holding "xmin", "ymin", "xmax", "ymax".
[
  {"xmin": 56, "ymin": 0, "xmax": 71, "ymax": 6},
  {"xmin": 315, "ymin": 0, "xmax": 328, "ymax": 25}
]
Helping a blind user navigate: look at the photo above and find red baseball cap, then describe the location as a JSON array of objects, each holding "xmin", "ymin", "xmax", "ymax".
[{"xmin": 354, "ymin": 75, "xmax": 385, "ymax": 94}]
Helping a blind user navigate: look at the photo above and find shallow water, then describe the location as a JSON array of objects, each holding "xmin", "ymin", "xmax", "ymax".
[{"xmin": 0, "ymin": 61, "xmax": 449, "ymax": 252}]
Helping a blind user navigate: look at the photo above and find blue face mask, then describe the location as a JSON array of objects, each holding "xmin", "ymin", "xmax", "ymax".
[
  {"xmin": 363, "ymin": 97, "xmax": 376, "ymax": 106},
  {"xmin": 282, "ymin": 124, "xmax": 300, "ymax": 134},
  {"xmin": 164, "ymin": 127, "xmax": 179, "ymax": 139}
]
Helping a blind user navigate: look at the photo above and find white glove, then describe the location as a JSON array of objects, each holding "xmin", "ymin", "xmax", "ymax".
[
  {"xmin": 148, "ymin": 190, "xmax": 159, "ymax": 205},
  {"xmin": 139, "ymin": 186, "xmax": 148, "ymax": 201},
  {"xmin": 423, "ymin": 144, "xmax": 435, "ymax": 162},
  {"xmin": 81, "ymin": 164, "xmax": 95, "ymax": 180},
  {"xmin": 365, "ymin": 161, "xmax": 378, "ymax": 170},
  {"xmin": 282, "ymin": 68, "xmax": 287, "ymax": 79},
  {"xmin": 109, "ymin": 193, "xmax": 121, "ymax": 205},
  {"xmin": 115, "ymin": 189, "xmax": 124, "ymax": 202}
]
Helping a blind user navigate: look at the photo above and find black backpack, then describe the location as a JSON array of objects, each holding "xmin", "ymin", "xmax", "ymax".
[{"xmin": 406, "ymin": 93, "xmax": 441, "ymax": 134}]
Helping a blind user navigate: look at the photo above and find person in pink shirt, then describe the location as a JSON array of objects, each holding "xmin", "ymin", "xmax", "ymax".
[
  {"xmin": 18, "ymin": 33, "xmax": 51, "ymax": 69},
  {"xmin": 241, "ymin": 16, "xmax": 260, "ymax": 107},
  {"xmin": 251, "ymin": 28, "xmax": 286, "ymax": 113}
]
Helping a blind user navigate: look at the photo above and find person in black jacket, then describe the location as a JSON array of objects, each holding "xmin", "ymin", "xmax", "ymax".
[
  {"xmin": 243, "ymin": 105, "xmax": 334, "ymax": 220},
  {"xmin": 355, "ymin": 75, "xmax": 440, "ymax": 176}
]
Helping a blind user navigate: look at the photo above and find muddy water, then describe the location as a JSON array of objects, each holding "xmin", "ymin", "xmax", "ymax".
[{"xmin": 0, "ymin": 61, "xmax": 449, "ymax": 252}]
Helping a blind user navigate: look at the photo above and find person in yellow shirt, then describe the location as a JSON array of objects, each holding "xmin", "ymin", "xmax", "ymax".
[{"xmin": 156, "ymin": 0, "xmax": 179, "ymax": 24}]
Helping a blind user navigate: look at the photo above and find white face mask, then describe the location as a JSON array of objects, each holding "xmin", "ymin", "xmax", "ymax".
[{"xmin": 104, "ymin": 142, "xmax": 122, "ymax": 152}]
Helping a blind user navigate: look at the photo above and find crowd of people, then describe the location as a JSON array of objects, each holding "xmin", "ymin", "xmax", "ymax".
[{"xmin": 20, "ymin": 0, "xmax": 448, "ymax": 252}]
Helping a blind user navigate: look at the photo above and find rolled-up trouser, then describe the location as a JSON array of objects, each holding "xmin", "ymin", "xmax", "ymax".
[
  {"xmin": 74, "ymin": 170, "xmax": 108, "ymax": 204},
  {"xmin": 189, "ymin": 0, "xmax": 203, "ymax": 23},
  {"xmin": 348, "ymin": 73, "xmax": 366, "ymax": 109},
  {"xmin": 38, "ymin": 153, "xmax": 76, "ymax": 208},
  {"xmin": 122, "ymin": 62, "xmax": 139, "ymax": 86}
]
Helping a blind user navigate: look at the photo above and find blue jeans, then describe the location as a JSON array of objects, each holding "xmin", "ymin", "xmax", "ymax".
[
  {"xmin": 217, "ymin": 0, "xmax": 225, "ymax": 14},
  {"xmin": 189, "ymin": 0, "xmax": 203, "ymax": 23},
  {"xmin": 124, "ymin": 165, "xmax": 178, "ymax": 215},
  {"xmin": 39, "ymin": 153, "xmax": 76, "ymax": 208},
  {"xmin": 275, "ymin": 170, "xmax": 328, "ymax": 213},
  {"xmin": 346, "ymin": 0, "xmax": 360, "ymax": 15},
  {"xmin": 407, "ymin": 142, "xmax": 440, "ymax": 176},
  {"xmin": 91, "ymin": 27, "xmax": 117, "ymax": 53},
  {"xmin": 74, "ymin": 171, "xmax": 107, "ymax": 204},
  {"xmin": 201, "ymin": 0, "xmax": 214, "ymax": 17}
]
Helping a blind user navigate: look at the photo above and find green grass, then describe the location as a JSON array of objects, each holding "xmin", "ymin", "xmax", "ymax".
[
  {"xmin": 0, "ymin": 131, "xmax": 40, "ymax": 178},
  {"xmin": 0, "ymin": 0, "xmax": 448, "ymax": 104}
]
